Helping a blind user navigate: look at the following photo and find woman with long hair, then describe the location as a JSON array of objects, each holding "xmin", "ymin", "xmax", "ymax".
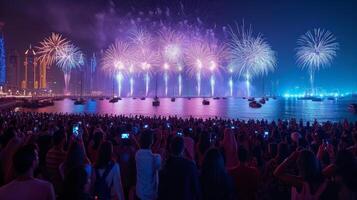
[
  {"xmin": 92, "ymin": 141, "xmax": 125, "ymax": 200},
  {"xmin": 60, "ymin": 166, "xmax": 91, "ymax": 200},
  {"xmin": 220, "ymin": 129, "xmax": 238, "ymax": 169},
  {"xmin": 274, "ymin": 149, "xmax": 327, "ymax": 200},
  {"xmin": 200, "ymin": 148, "xmax": 234, "ymax": 200}
]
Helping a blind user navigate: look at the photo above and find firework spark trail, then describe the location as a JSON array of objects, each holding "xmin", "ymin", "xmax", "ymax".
[
  {"xmin": 229, "ymin": 23, "xmax": 276, "ymax": 96},
  {"xmin": 55, "ymin": 44, "xmax": 83, "ymax": 93},
  {"xmin": 296, "ymin": 28, "xmax": 338, "ymax": 94},
  {"xmin": 129, "ymin": 29, "xmax": 159, "ymax": 96}
]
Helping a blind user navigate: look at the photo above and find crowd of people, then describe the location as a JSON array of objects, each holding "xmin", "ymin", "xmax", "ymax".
[{"xmin": 0, "ymin": 111, "xmax": 356, "ymax": 200}]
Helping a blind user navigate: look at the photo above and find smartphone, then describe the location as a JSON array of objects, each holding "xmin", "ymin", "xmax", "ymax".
[
  {"xmin": 255, "ymin": 130, "xmax": 258, "ymax": 134},
  {"xmin": 144, "ymin": 124, "xmax": 149, "ymax": 129},
  {"xmin": 189, "ymin": 128, "xmax": 193, "ymax": 132},
  {"xmin": 121, "ymin": 133, "xmax": 129, "ymax": 139},
  {"xmin": 166, "ymin": 123, "xmax": 170, "ymax": 129},
  {"xmin": 231, "ymin": 126, "xmax": 235, "ymax": 129},
  {"xmin": 264, "ymin": 131, "xmax": 269, "ymax": 138},
  {"xmin": 72, "ymin": 124, "xmax": 80, "ymax": 137},
  {"xmin": 33, "ymin": 126, "xmax": 38, "ymax": 132},
  {"xmin": 177, "ymin": 131, "xmax": 183, "ymax": 136}
]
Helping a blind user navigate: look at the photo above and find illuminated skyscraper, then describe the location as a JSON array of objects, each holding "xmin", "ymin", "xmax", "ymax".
[
  {"xmin": 6, "ymin": 50, "xmax": 20, "ymax": 89},
  {"xmin": 0, "ymin": 21, "xmax": 6, "ymax": 86},
  {"xmin": 22, "ymin": 45, "xmax": 38, "ymax": 89}
]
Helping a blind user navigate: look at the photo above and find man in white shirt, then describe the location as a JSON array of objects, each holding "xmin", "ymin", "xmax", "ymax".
[
  {"xmin": 136, "ymin": 130, "xmax": 161, "ymax": 200},
  {"xmin": 0, "ymin": 145, "xmax": 55, "ymax": 200}
]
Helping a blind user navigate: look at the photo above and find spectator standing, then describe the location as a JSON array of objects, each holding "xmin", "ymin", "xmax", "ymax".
[
  {"xmin": 135, "ymin": 130, "xmax": 161, "ymax": 200},
  {"xmin": 0, "ymin": 145, "xmax": 55, "ymax": 200}
]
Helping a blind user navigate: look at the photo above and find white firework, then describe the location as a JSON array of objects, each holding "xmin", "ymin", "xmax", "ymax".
[
  {"xmin": 229, "ymin": 23, "xmax": 276, "ymax": 78},
  {"xmin": 55, "ymin": 44, "xmax": 83, "ymax": 73},
  {"xmin": 296, "ymin": 28, "xmax": 339, "ymax": 71}
]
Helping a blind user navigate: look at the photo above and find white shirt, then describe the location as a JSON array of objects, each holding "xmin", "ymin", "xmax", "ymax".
[
  {"xmin": 0, "ymin": 178, "xmax": 55, "ymax": 200},
  {"xmin": 135, "ymin": 149, "xmax": 161, "ymax": 200},
  {"xmin": 96, "ymin": 163, "xmax": 125, "ymax": 200}
]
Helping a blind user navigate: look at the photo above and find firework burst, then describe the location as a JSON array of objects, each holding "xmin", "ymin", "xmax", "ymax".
[
  {"xmin": 229, "ymin": 23, "xmax": 276, "ymax": 78},
  {"xmin": 55, "ymin": 44, "xmax": 83, "ymax": 73},
  {"xmin": 37, "ymin": 33, "xmax": 70, "ymax": 66},
  {"xmin": 102, "ymin": 41, "xmax": 132, "ymax": 77},
  {"xmin": 296, "ymin": 28, "xmax": 338, "ymax": 71}
]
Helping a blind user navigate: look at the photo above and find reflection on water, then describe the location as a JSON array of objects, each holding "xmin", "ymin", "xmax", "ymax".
[{"xmin": 19, "ymin": 98, "xmax": 357, "ymax": 122}]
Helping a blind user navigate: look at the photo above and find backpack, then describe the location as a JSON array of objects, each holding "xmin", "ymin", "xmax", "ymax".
[{"xmin": 93, "ymin": 162, "xmax": 115, "ymax": 200}]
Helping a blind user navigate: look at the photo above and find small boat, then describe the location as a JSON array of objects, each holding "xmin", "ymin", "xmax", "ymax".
[
  {"xmin": 99, "ymin": 97, "xmax": 104, "ymax": 100},
  {"xmin": 171, "ymin": 97, "xmax": 176, "ymax": 102},
  {"xmin": 133, "ymin": 97, "xmax": 137, "ymax": 99},
  {"xmin": 74, "ymin": 98, "xmax": 86, "ymax": 105},
  {"xmin": 265, "ymin": 97, "xmax": 269, "ymax": 101},
  {"xmin": 327, "ymin": 97, "xmax": 336, "ymax": 101},
  {"xmin": 71, "ymin": 98, "xmax": 77, "ymax": 101},
  {"xmin": 249, "ymin": 101, "xmax": 262, "ymax": 108},
  {"xmin": 348, "ymin": 103, "xmax": 357, "ymax": 113},
  {"xmin": 187, "ymin": 97, "xmax": 192, "ymax": 100},
  {"xmin": 109, "ymin": 97, "xmax": 119, "ymax": 103},
  {"xmin": 242, "ymin": 97, "xmax": 246, "ymax": 99},
  {"xmin": 222, "ymin": 97, "xmax": 227, "ymax": 100},
  {"xmin": 140, "ymin": 97, "xmax": 146, "ymax": 100},
  {"xmin": 272, "ymin": 96, "xmax": 277, "ymax": 100},
  {"xmin": 90, "ymin": 98, "xmax": 96, "ymax": 101},
  {"xmin": 53, "ymin": 97, "xmax": 63, "ymax": 101},
  {"xmin": 105, "ymin": 97, "xmax": 110, "ymax": 100},
  {"xmin": 259, "ymin": 98, "xmax": 266, "ymax": 104},
  {"xmin": 311, "ymin": 97, "xmax": 323, "ymax": 102},
  {"xmin": 118, "ymin": 97, "xmax": 122, "ymax": 100},
  {"xmin": 152, "ymin": 97, "xmax": 160, "ymax": 106},
  {"xmin": 213, "ymin": 97, "xmax": 220, "ymax": 100},
  {"xmin": 248, "ymin": 97, "xmax": 255, "ymax": 101},
  {"xmin": 202, "ymin": 99, "xmax": 210, "ymax": 105}
]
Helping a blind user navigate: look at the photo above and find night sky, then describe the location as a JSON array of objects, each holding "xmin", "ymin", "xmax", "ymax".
[{"xmin": 1, "ymin": 0, "xmax": 357, "ymax": 94}]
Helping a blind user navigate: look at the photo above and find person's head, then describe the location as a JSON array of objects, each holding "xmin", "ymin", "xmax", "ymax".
[
  {"xmin": 62, "ymin": 166, "xmax": 90, "ymax": 200},
  {"xmin": 202, "ymin": 148, "xmax": 226, "ymax": 173},
  {"xmin": 238, "ymin": 146, "xmax": 248, "ymax": 163},
  {"xmin": 53, "ymin": 130, "xmax": 65, "ymax": 147},
  {"xmin": 95, "ymin": 141, "xmax": 113, "ymax": 168},
  {"xmin": 140, "ymin": 130, "xmax": 153, "ymax": 149},
  {"xmin": 65, "ymin": 142, "xmax": 85, "ymax": 174},
  {"xmin": 13, "ymin": 144, "xmax": 39, "ymax": 176},
  {"xmin": 170, "ymin": 136, "xmax": 184, "ymax": 156},
  {"xmin": 297, "ymin": 150, "xmax": 322, "ymax": 183}
]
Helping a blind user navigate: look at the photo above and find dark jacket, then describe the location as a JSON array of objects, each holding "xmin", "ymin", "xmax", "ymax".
[{"xmin": 158, "ymin": 156, "xmax": 201, "ymax": 200}]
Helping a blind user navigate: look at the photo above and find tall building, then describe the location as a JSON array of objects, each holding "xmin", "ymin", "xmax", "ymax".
[
  {"xmin": 22, "ymin": 45, "xmax": 38, "ymax": 90},
  {"xmin": 6, "ymin": 50, "xmax": 20, "ymax": 89},
  {"xmin": 0, "ymin": 21, "xmax": 6, "ymax": 86}
]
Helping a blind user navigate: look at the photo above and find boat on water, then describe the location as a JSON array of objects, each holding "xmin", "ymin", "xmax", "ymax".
[
  {"xmin": 23, "ymin": 99, "xmax": 54, "ymax": 108},
  {"xmin": 171, "ymin": 97, "xmax": 176, "ymax": 102},
  {"xmin": 249, "ymin": 101, "xmax": 262, "ymax": 108},
  {"xmin": 53, "ymin": 97, "xmax": 64, "ymax": 101},
  {"xmin": 74, "ymin": 98, "xmax": 86, "ymax": 105},
  {"xmin": 348, "ymin": 103, "xmax": 357, "ymax": 113},
  {"xmin": 105, "ymin": 97, "xmax": 110, "ymax": 100},
  {"xmin": 99, "ymin": 97, "xmax": 104, "ymax": 100},
  {"xmin": 202, "ymin": 99, "xmax": 210, "ymax": 105},
  {"xmin": 140, "ymin": 97, "xmax": 146, "ymax": 100},
  {"xmin": 187, "ymin": 97, "xmax": 192, "ymax": 100},
  {"xmin": 248, "ymin": 97, "xmax": 255, "ymax": 101},
  {"xmin": 152, "ymin": 97, "xmax": 160, "ymax": 106},
  {"xmin": 109, "ymin": 97, "xmax": 119, "ymax": 103},
  {"xmin": 213, "ymin": 97, "xmax": 220, "ymax": 100},
  {"xmin": 259, "ymin": 98, "xmax": 266, "ymax": 104},
  {"xmin": 311, "ymin": 97, "xmax": 323, "ymax": 102},
  {"xmin": 327, "ymin": 97, "xmax": 336, "ymax": 100},
  {"xmin": 222, "ymin": 97, "xmax": 227, "ymax": 100}
]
